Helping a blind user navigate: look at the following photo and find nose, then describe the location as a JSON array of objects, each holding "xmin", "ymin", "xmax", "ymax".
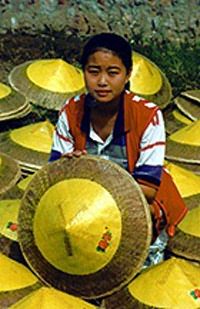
[{"xmin": 97, "ymin": 73, "xmax": 108, "ymax": 86}]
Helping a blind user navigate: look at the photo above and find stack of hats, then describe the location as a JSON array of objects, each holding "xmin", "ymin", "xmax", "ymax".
[
  {"xmin": 0, "ymin": 152, "xmax": 21, "ymax": 198},
  {"xmin": 8, "ymin": 59, "xmax": 85, "ymax": 111},
  {"xmin": 0, "ymin": 82, "xmax": 31, "ymax": 122},
  {"xmin": 163, "ymin": 89, "xmax": 200, "ymax": 137},
  {"xmin": 104, "ymin": 257, "xmax": 200, "ymax": 308},
  {"xmin": 0, "ymin": 120, "xmax": 54, "ymax": 175},
  {"xmin": 130, "ymin": 52, "xmax": 172, "ymax": 109}
]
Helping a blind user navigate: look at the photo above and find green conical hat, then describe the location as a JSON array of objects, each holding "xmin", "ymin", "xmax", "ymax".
[{"xmin": 181, "ymin": 89, "xmax": 200, "ymax": 103}]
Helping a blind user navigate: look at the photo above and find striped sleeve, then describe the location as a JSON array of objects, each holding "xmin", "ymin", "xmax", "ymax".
[
  {"xmin": 49, "ymin": 107, "xmax": 74, "ymax": 161},
  {"xmin": 133, "ymin": 109, "xmax": 166, "ymax": 188}
]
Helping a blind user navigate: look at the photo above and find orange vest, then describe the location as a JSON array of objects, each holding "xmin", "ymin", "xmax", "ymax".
[{"xmin": 64, "ymin": 92, "xmax": 188, "ymax": 237}]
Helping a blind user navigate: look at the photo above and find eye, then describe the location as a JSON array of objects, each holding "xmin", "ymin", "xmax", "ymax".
[
  {"xmin": 87, "ymin": 68, "xmax": 99, "ymax": 75},
  {"xmin": 108, "ymin": 71, "xmax": 119, "ymax": 76}
]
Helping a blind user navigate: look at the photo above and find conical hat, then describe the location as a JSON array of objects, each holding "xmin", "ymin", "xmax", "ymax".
[
  {"xmin": 18, "ymin": 155, "xmax": 152, "ymax": 299},
  {"xmin": 0, "ymin": 253, "xmax": 41, "ymax": 308},
  {"xmin": 166, "ymin": 120, "xmax": 200, "ymax": 164},
  {"xmin": 163, "ymin": 105, "xmax": 192, "ymax": 135},
  {"xmin": 181, "ymin": 89, "xmax": 200, "ymax": 103},
  {"xmin": 165, "ymin": 162, "xmax": 200, "ymax": 198},
  {"xmin": 0, "ymin": 152, "xmax": 21, "ymax": 195},
  {"xmin": 104, "ymin": 257, "xmax": 200, "ymax": 308},
  {"xmin": 175, "ymin": 95, "xmax": 200, "ymax": 121},
  {"xmin": 0, "ymin": 82, "xmax": 11, "ymax": 99},
  {"xmin": 130, "ymin": 52, "xmax": 172, "ymax": 109},
  {"xmin": 167, "ymin": 206, "xmax": 200, "ymax": 263},
  {"xmin": 0, "ymin": 83, "xmax": 31, "ymax": 122},
  {"xmin": 0, "ymin": 121, "xmax": 54, "ymax": 171},
  {"xmin": 9, "ymin": 287, "xmax": 97, "ymax": 309},
  {"xmin": 9, "ymin": 59, "xmax": 85, "ymax": 111},
  {"xmin": 0, "ymin": 199, "xmax": 20, "ymax": 241}
]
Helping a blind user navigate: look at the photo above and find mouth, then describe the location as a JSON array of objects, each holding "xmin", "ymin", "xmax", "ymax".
[{"xmin": 95, "ymin": 90, "xmax": 111, "ymax": 97}]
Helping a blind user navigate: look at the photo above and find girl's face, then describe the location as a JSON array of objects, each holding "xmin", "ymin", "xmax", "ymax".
[{"xmin": 84, "ymin": 50, "xmax": 131, "ymax": 104}]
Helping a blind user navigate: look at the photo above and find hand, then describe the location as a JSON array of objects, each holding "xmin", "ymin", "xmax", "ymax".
[{"xmin": 62, "ymin": 149, "xmax": 87, "ymax": 158}]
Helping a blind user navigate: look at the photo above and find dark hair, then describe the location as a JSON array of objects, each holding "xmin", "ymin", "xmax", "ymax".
[{"xmin": 80, "ymin": 32, "xmax": 132, "ymax": 73}]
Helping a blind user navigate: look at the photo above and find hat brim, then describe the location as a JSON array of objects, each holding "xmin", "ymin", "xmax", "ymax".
[
  {"xmin": 0, "ymin": 89, "xmax": 31, "ymax": 121},
  {"xmin": 9, "ymin": 61, "xmax": 86, "ymax": 111},
  {"xmin": 0, "ymin": 152, "xmax": 21, "ymax": 195},
  {"xmin": 181, "ymin": 89, "xmax": 200, "ymax": 103},
  {"xmin": 167, "ymin": 227, "xmax": 200, "ymax": 263},
  {"xmin": 0, "ymin": 131, "xmax": 49, "ymax": 171},
  {"xmin": 18, "ymin": 155, "xmax": 152, "ymax": 299},
  {"xmin": 163, "ymin": 105, "xmax": 188, "ymax": 135},
  {"xmin": 175, "ymin": 96, "xmax": 200, "ymax": 121},
  {"xmin": 166, "ymin": 139, "xmax": 200, "ymax": 164}
]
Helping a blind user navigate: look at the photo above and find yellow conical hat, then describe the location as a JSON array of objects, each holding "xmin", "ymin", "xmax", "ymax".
[
  {"xmin": 9, "ymin": 287, "xmax": 96, "ymax": 309},
  {"xmin": 0, "ymin": 253, "xmax": 37, "ymax": 291},
  {"xmin": 128, "ymin": 257, "xmax": 200, "ymax": 308},
  {"xmin": 0, "ymin": 82, "xmax": 11, "ymax": 99},
  {"xmin": 18, "ymin": 156, "xmax": 151, "ymax": 298},
  {"xmin": 26, "ymin": 59, "xmax": 84, "ymax": 93},
  {"xmin": 169, "ymin": 119, "xmax": 200, "ymax": 146},
  {"xmin": 178, "ymin": 206, "xmax": 200, "ymax": 237},
  {"xmin": 130, "ymin": 52, "xmax": 162, "ymax": 95},
  {"xmin": 0, "ymin": 199, "xmax": 20, "ymax": 241},
  {"xmin": 172, "ymin": 109, "xmax": 193, "ymax": 125},
  {"xmin": 10, "ymin": 120, "xmax": 54, "ymax": 153},
  {"xmin": 17, "ymin": 174, "xmax": 34, "ymax": 191},
  {"xmin": 165, "ymin": 162, "xmax": 200, "ymax": 197}
]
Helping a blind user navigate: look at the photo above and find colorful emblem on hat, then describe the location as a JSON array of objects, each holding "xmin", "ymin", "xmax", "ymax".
[
  {"xmin": 96, "ymin": 227, "xmax": 112, "ymax": 253},
  {"xmin": 7, "ymin": 221, "xmax": 18, "ymax": 232},
  {"xmin": 190, "ymin": 288, "xmax": 200, "ymax": 300}
]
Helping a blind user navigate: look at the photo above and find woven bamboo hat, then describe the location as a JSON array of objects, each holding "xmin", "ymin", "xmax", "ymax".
[
  {"xmin": 0, "ymin": 121, "xmax": 54, "ymax": 172},
  {"xmin": 130, "ymin": 52, "xmax": 172, "ymax": 109},
  {"xmin": 167, "ymin": 206, "xmax": 200, "ymax": 263},
  {"xmin": 164, "ymin": 161, "xmax": 200, "ymax": 210},
  {"xmin": 0, "ymin": 253, "xmax": 41, "ymax": 308},
  {"xmin": 104, "ymin": 257, "xmax": 200, "ymax": 309},
  {"xmin": 163, "ymin": 105, "xmax": 192, "ymax": 135},
  {"xmin": 0, "ymin": 152, "xmax": 21, "ymax": 196},
  {"xmin": 181, "ymin": 89, "xmax": 200, "ymax": 103},
  {"xmin": 0, "ymin": 82, "xmax": 31, "ymax": 122},
  {"xmin": 175, "ymin": 94, "xmax": 200, "ymax": 121},
  {"xmin": 9, "ymin": 59, "xmax": 85, "ymax": 111},
  {"xmin": 0, "ymin": 199, "xmax": 20, "ymax": 241},
  {"xmin": 18, "ymin": 155, "xmax": 152, "ymax": 299},
  {"xmin": 166, "ymin": 119, "xmax": 200, "ymax": 165},
  {"xmin": 9, "ymin": 287, "xmax": 97, "ymax": 309}
]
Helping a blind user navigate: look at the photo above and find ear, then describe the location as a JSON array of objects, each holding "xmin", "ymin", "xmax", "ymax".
[{"xmin": 125, "ymin": 68, "xmax": 132, "ymax": 83}]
